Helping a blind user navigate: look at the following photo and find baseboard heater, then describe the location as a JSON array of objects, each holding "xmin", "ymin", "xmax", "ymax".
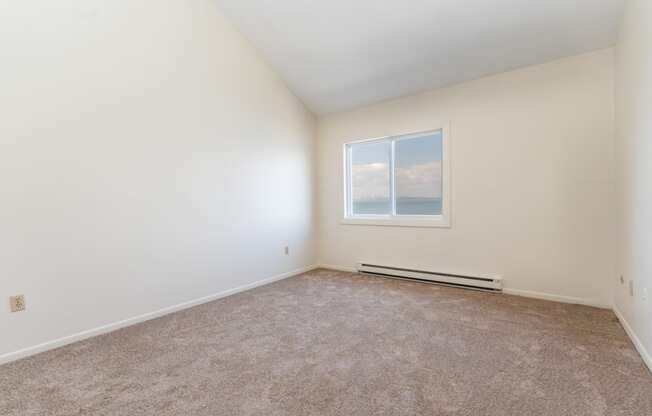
[{"xmin": 356, "ymin": 263, "xmax": 503, "ymax": 292}]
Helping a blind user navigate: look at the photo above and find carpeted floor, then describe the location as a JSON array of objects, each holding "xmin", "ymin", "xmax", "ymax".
[{"xmin": 1, "ymin": 269, "xmax": 651, "ymax": 415}]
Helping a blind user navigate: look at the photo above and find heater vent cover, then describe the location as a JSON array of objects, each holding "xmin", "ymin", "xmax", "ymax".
[{"xmin": 357, "ymin": 263, "xmax": 503, "ymax": 292}]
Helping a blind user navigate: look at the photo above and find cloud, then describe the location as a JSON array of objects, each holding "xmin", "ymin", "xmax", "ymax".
[
  {"xmin": 352, "ymin": 163, "xmax": 389, "ymax": 200},
  {"xmin": 396, "ymin": 161, "xmax": 442, "ymax": 198},
  {"xmin": 351, "ymin": 161, "xmax": 442, "ymax": 200}
]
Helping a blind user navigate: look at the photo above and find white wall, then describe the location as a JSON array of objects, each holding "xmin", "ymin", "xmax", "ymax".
[
  {"xmin": 318, "ymin": 49, "xmax": 615, "ymax": 307},
  {"xmin": 0, "ymin": 0, "xmax": 316, "ymax": 358},
  {"xmin": 613, "ymin": 0, "xmax": 652, "ymax": 366}
]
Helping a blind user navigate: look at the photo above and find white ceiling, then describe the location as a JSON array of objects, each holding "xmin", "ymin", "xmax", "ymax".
[{"xmin": 214, "ymin": 0, "xmax": 624, "ymax": 114}]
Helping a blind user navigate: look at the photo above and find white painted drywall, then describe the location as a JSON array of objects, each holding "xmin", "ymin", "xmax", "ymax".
[
  {"xmin": 317, "ymin": 49, "xmax": 615, "ymax": 306},
  {"xmin": 0, "ymin": 0, "xmax": 316, "ymax": 357},
  {"xmin": 613, "ymin": 0, "xmax": 652, "ymax": 365}
]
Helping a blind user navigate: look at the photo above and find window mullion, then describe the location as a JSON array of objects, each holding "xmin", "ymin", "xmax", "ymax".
[
  {"xmin": 346, "ymin": 145, "xmax": 353, "ymax": 217},
  {"xmin": 390, "ymin": 139, "xmax": 396, "ymax": 217}
]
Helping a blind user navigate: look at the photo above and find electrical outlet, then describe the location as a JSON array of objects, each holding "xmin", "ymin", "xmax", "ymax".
[
  {"xmin": 9, "ymin": 295, "xmax": 26, "ymax": 312},
  {"xmin": 284, "ymin": 246, "xmax": 289, "ymax": 255},
  {"xmin": 629, "ymin": 280, "xmax": 634, "ymax": 297},
  {"xmin": 643, "ymin": 287, "xmax": 648, "ymax": 301},
  {"xmin": 620, "ymin": 275, "xmax": 625, "ymax": 285}
]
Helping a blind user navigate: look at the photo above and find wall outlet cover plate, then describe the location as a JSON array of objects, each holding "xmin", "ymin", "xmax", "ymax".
[{"xmin": 10, "ymin": 295, "xmax": 26, "ymax": 312}]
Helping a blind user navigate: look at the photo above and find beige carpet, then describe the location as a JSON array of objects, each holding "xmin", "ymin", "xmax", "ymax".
[{"xmin": 1, "ymin": 268, "xmax": 651, "ymax": 415}]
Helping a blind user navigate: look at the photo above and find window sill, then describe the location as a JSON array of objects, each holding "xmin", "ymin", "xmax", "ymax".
[{"xmin": 341, "ymin": 216, "xmax": 451, "ymax": 228}]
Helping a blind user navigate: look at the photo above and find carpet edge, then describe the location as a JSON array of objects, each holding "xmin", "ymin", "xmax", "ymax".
[
  {"xmin": 613, "ymin": 303, "xmax": 652, "ymax": 374},
  {"xmin": 0, "ymin": 264, "xmax": 319, "ymax": 366}
]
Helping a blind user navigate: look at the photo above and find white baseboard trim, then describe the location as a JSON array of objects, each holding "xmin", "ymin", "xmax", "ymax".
[
  {"xmin": 502, "ymin": 288, "xmax": 611, "ymax": 309},
  {"xmin": 317, "ymin": 263, "xmax": 357, "ymax": 273},
  {"xmin": 318, "ymin": 264, "xmax": 610, "ymax": 309},
  {"xmin": 613, "ymin": 303, "xmax": 652, "ymax": 374},
  {"xmin": 0, "ymin": 264, "xmax": 318, "ymax": 366}
]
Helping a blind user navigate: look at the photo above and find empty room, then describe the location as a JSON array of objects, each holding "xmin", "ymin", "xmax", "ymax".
[{"xmin": 2, "ymin": 0, "xmax": 651, "ymax": 415}]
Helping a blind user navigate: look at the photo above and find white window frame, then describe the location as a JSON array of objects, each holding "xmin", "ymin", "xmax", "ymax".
[{"xmin": 341, "ymin": 125, "xmax": 451, "ymax": 228}]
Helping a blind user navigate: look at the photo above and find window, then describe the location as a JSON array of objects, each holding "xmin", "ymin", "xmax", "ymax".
[
  {"xmin": 350, "ymin": 139, "xmax": 391, "ymax": 215},
  {"xmin": 343, "ymin": 128, "xmax": 450, "ymax": 227}
]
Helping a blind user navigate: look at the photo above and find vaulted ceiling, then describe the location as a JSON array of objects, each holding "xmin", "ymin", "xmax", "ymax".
[{"xmin": 214, "ymin": 0, "xmax": 624, "ymax": 114}]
